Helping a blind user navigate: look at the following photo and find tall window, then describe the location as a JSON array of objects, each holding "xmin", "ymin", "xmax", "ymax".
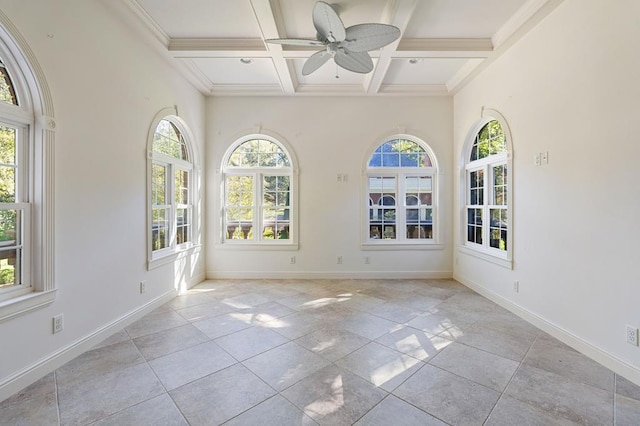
[
  {"xmin": 222, "ymin": 136, "xmax": 294, "ymax": 244},
  {"xmin": 0, "ymin": 18, "xmax": 55, "ymax": 320},
  {"xmin": 366, "ymin": 137, "xmax": 437, "ymax": 244},
  {"xmin": 149, "ymin": 118, "xmax": 194, "ymax": 260},
  {"xmin": 0, "ymin": 66, "xmax": 28, "ymax": 297},
  {"xmin": 464, "ymin": 118, "xmax": 511, "ymax": 257}
]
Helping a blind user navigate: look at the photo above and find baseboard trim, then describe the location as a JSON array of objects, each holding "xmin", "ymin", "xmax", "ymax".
[
  {"xmin": 0, "ymin": 288, "xmax": 177, "ymax": 402},
  {"xmin": 206, "ymin": 270, "xmax": 453, "ymax": 280},
  {"xmin": 455, "ymin": 273, "xmax": 640, "ymax": 387}
]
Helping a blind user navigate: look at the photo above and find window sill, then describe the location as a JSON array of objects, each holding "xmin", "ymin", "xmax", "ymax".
[
  {"xmin": 361, "ymin": 242, "xmax": 445, "ymax": 251},
  {"xmin": 148, "ymin": 244, "xmax": 202, "ymax": 270},
  {"xmin": 216, "ymin": 242, "xmax": 299, "ymax": 251},
  {"xmin": 458, "ymin": 245, "xmax": 513, "ymax": 269},
  {"xmin": 0, "ymin": 289, "xmax": 57, "ymax": 323}
]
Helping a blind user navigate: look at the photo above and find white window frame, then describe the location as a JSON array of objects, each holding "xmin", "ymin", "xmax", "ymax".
[
  {"xmin": 362, "ymin": 134, "xmax": 442, "ymax": 250},
  {"xmin": 147, "ymin": 109, "xmax": 199, "ymax": 269},
  {"xmin": 219, "ymin": 133, "xmax": 298, "ymax": 249},
  {"xmin": 459, "ymin": 109, "xmax": 513, "ymax": 268},
  {"xmin": 0, "ymin": 12, "xmax": 56, "ymax": 322}
]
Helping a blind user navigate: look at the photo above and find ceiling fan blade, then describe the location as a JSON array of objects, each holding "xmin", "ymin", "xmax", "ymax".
[
  {"xmin": 343, "ymin": 24, "xmax": 401, "ymax": 52},
  {"xmin": 265, "ymin": 38, "xmax": 325, "ymax": 47},
  {"xmin": 302, "ymin": 50, "xmax": 331, "ymax": 75},
  {"xmin": 334, "ymin": 49, "xmax": 373, "ymax": 74},
  {"xmin": 313, "ymin": 1, "xmax": 346, "ymax": 43}
]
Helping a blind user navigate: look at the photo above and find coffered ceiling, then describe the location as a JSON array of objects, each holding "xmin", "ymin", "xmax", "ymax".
[{"xmin": 113, "ymin": 0, "xmax": 560, "ymax": 96}]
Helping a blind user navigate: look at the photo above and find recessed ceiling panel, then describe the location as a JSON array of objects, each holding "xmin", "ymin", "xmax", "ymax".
[
  {"xmin": 136, "ymin": 0, "xmax": 261, "ymax": 38},
  {"xmin": 383, "ymin": 58, "xmax": 475, "ymax": 85},
  {"xmin": 293, "ymin": 58, "xmax": 371, "ymax": 85},
  {"xmin": 404, "ymin": 0, "xmax": 528, "ymax": 38},
  {"xmin": 189, "ymin": 58, "xmax": 281, "ymax": 85},
  {"xmin": 278, "ymin": 0, "xmax": 390, "ymax": 39}
]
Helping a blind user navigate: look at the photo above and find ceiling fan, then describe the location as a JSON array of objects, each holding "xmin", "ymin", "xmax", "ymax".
[{"xmin": 265, "ymin": 1, "xmax": 401, "ymax": 76}]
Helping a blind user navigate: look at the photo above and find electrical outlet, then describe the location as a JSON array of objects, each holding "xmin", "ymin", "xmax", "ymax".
[
  {"xmin": 513, "ymin": 280, "xmax": 520, "ymax": 293},
  {"xmin": 541, "ymin": 151, "xmax": 549, "ymax": 165},
  {"xmin": 140, "ymin": 281, "xmax": 146, "ymax": 294},
  {"xmin": 53, "ymin": 314, "xmax": 64, "ymax": 334},
  {"xmin": 626, "ymin": 325, "xmax": 638, "ymax": 346},
  {"xmin": 289, "ymin": 256, "xmax": 296, "ymax": 264},
  {"xmin": 337, "ymin": 256, "xmax": 343, "ymax": 264},
  {"xmin": 364, "ymin": 256, "xmax": 370, "ymax": 264}
]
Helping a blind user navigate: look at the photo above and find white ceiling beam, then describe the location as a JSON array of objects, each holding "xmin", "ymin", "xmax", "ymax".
[
  {"xmin": 249, "ymin": 0, "xmax": 296, "ymax": 94},
  {"xmin": 169, "ymin": 38, "xmax": 266, "ymax": 52},
  {"xmin": 364, "ymin": 0, "xmax": 418, "ymax": 94}
]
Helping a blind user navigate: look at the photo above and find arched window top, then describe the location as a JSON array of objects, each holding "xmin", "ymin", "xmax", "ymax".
[
  {"xmin": 226, "ymin": 137, "xmax": 291, "ymax": 168},
  {"xmin": 368, "ymin": 138, "xmax": 432, "ymax": 168},
  {"xmin": 153, "ymin": 119, "xmax": 189, "ymax": 161},
  {"xmin": 469, "ymin": 119, "xmax": 506, "ymax": 162},
  {"xmin": 0, "ymin": 59, "xmax": 16, "ymax": 105}
]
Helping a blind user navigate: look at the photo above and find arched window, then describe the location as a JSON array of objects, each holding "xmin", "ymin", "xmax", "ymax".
[
  {"xmin": 366, "ymin": 137, "xmax": 438, "ymax": 244},
  {"xmin": 0, "ymin": 15, "xmax": 55, "ymax": 319},
  {"xmin": 221, "ymin": 135, "xmax": 295, "ymax": 244},
  {"xmin": 148, "ymin": 112, "xmax": 196, "ymax": 264},
  {"xmin": 463, "ymin": 112, "xmax": 512, "ymax": 260}
]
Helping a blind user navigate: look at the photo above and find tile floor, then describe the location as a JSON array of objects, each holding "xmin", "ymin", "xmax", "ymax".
[{"xmin": 2, "ymin": 279, "xmax": 640, "ymax": 425}]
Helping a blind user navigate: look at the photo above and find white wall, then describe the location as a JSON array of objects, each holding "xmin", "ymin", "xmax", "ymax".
[
  {"xmin": 206, "ymin": 96, "xmax": 453, "ymax": 279},
  {"xmin": 453, "ymin": 0, "xmax": 640, "ymax": 383},
  {"xmin": 0, "ymin": 0, "xmax": 206, "ymax": 399}
]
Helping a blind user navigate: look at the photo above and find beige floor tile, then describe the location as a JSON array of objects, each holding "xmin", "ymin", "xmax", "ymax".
[
  {"xmin": 335, "ymin": 342, "xmax": 424, "ymax": 391},
  {"xmin": 281, "ymin": 364, "xmax": 387, "ymax": 425},
  {"xmin": 243, "ymin": 341, "xmax": 330, "ymax": 391},
  {"xmin": 295, "ymin": 327, "xmax": 370, "ymax": 362},
  {"xmin": 149, "ymin": 340, "xmax": 236, "ymax": 390},
  {"xmin": 170, "ymin": 363, "xmax": 276, "ymax": 425},
  {"xmin": 215, "ymin": 325, "xmax": 289, "ymax": 361},
  {"xmin": 505, "ymin": 364, "xmax": 614, "ymax": 425},
  {"xmin": 429, "ymin": 342, "xmax": 520, "ymax": 392},
  {"xmin": 354, "ymin": 395, "xmax": 446, "ymax": 426},
  {"xmin": 132, "ymin": 323, "xmax": 209, "ymax": 361},
  {"xmin": 393, "ymin": 364, "xmax": 501, "ymax": 425}
]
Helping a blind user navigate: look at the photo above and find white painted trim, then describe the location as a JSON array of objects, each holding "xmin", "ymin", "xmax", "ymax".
[
  {"xmin": 206, "ymin": 270, "xmax": 453, "ymax": 280},
  {"xmin": 361, "ymin": 243, "xmax": 445, "ymax": 251},
  {"xmin": 0, "ymin": 10, "xmax": 55, "ymax": 321},
  {"xmin": 458, "ymin": 245, "xmax": 512, "ymax": 269},
  {"xmin": 0, "ymin": 288, "xmax": 177, "ymax": 402},
  {"xmin": 455, "ymin": 273, "xmax": 640, "ymax": 387},
  {"xmin": 148, "ymin": 244, "xmax": 203, "ymax": 270},
  {"xmin": 0, "ymin": 289, "xmax": 56, "ymax": 323}
]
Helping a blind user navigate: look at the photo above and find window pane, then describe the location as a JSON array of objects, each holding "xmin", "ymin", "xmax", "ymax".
[
  {"xmin": 493, "ymin": 164, "xmax": 507, "ymax": 205},
  {"xmin": 490, "ymin": 208, "xmax": 508, "ymax": 251},
  {"xmin": 176, "ymin": 207, "xmax": 190, "ymax": 244},
  {"xmin": 0, "ymin": 63, "xmax": 17, "ymax": 105},
  {"xmin": 152, "ymin": 208, "xmax": 169, "ymax": 250},
  {"xmin": 469, "ymin": 170, "xmax": 484, "ymax": 205},
  {"xmin": 153, "ymin": 120, "xmax": 189, "ymax": 161},
  {"xmin": 466, "ymin": 208, "xmax": 482, "ymax": 244},
  {"xmin": 152, "ymin": 164, "xmax": 167, "ymax": 205},
  {"xmin": 471, "ymin": 120, "xmax": 505, "ymax": 162},
  {"xmin": 369, "ymin": 139, "xmax": 430, "ymax": 168},
  {"xmin": 175, "ymin": 170, "xmax": 189, "ymax": 205},
  {"xmin": 226, "ymin": 175, "xmax": 254, "ymax": 207},
  {"xmin": 264, "ymin": 176, "xmax": 290, "ymax": 208},
  {"xmin": 0, "ymin": 248, "xmax": 17, "ymax": 288},
  {"xmin": 0, "ymin": 125, "xmax": 16, "ymax": 203},
  {"xmin": 227, "ymin": 139, "xmax": 290, "ymax": 168}
]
